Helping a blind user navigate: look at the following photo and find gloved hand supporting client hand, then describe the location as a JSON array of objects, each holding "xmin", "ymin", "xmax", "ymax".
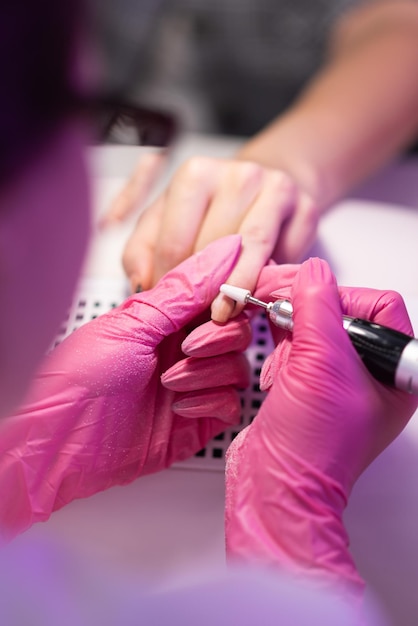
[{"xmin": 0, "ymin": 235, "xmax": 249, "ymax": 541}]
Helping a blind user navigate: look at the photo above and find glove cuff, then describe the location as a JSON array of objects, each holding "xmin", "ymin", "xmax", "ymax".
[{"xmin": 225, "ymin": 438, "xmax": 364, "ymax": 600}]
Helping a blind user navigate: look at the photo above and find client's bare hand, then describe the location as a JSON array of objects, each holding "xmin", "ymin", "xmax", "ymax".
[{"xmin": 119, "ymin": 156, "xmax": 319, "ymax": 321}]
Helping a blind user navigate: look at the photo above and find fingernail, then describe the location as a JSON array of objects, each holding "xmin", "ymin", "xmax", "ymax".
[
  {"xmin": 135, "ymin": 284, "xmax": 143, "ymax": 293},
  {"xmin": 172, "ymin": 397, "xmax": 211, "ymax": 418},
  {"xmin": 211, "ymin": 294, "xmax": 236, "ymax": 323},
  {"xmin": 161, "ymin": 361, "xmax": 189, "ymax": 390},
  {"xmin": 172, "ymin": 393, "xmax": 240, "ymax": 423}
]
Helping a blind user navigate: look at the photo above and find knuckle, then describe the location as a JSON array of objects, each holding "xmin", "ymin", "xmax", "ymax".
[
  {"xmin": 269, "ymin": 170, "xmax": 296, "ymax": 196},
  {"xmin": 380, "ymin": 290, "xmax": 406, "ymax": 311},
  {"xmin": 226, "ymin": 161, "xmax": 264, "ymax": 195},
  {"xmin": 241, "ymin": 222, "xmax": 274, "ymax": 250},
  {"xmin": 371, "ymin": 290, "xmax": 412, "ymax": 335},
  {"xmin": 177, "ymin": 156, "xmax": 215, "ymax": 185}
]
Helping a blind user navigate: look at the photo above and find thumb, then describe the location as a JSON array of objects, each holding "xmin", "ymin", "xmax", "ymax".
[
  {"xmin": 289, "ymin": 257, "xmax": 351, "ymax": 370},
  {"xmin": 261, "ymin": 257, "xmax": 350, "ymax": 415},
  {"xmin": 253, "ymin": 262, "xmax": 300, "ymax": 303},
  {"xmin": 131, "ymin": 235, "xmax": 242, "ymax": 341}
]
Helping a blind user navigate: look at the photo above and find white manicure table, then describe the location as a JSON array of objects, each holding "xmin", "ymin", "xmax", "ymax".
[{"xmin": 25, "ymin": 135, "xmax": 418, "ymax": 625}]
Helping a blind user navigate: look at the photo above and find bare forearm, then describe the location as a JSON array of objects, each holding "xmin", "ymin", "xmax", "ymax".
[{"xmin": 238, "ymin": 1, "xmax": 418, "ymax": 208}]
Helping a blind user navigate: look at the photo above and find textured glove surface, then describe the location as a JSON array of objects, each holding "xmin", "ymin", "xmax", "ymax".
[{"xmin": 0, "ymin": 236, "xmax": 244, "ymax": 539}]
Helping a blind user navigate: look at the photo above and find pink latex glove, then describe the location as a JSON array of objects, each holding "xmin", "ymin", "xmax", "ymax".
[
  {"xmin": 228, "ymin": 258, "xmax": 418, "ymax": 597},
  {"xmin": 166, "ymin": 258, "xmax": 418, "ymax": 601},
  {"xmin": 161, "ymin": 312, "xmax": 252, "ymax": 413},
  {"xmin": 0, "ymin": 235, "xmax": 250, "ymax": 541}
]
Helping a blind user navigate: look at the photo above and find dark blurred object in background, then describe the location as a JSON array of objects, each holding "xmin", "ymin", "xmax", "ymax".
[
  {"xmin": 0, "ymin": 1, "xmax": 84, "ymax": 184},
  {"xmin": 89, "ymin": 0, "xmax": 356, "ymax": 136}
]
